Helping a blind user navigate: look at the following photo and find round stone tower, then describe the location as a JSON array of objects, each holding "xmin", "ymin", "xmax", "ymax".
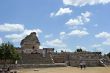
[{"xmin": 20, "ymin": 32, "xmax": 40, "ymax": 53}]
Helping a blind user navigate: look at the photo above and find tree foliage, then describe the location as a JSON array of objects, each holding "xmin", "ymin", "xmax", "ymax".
[
  {"xmin": 0, "ymin": 42, "xmax": 21, "ymax": 64},
  {"xmin": 76, "ymin": 48, "xmax": 83, "ymax": 52}
]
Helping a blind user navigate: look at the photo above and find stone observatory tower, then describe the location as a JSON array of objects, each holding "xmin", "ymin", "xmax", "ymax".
[{"xmin": 20, "ymin": 32, "xmax": 40, "ymax": 53}]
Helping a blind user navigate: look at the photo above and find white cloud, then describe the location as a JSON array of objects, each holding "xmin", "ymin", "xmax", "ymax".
[
  {"xmin": 59, "ymin": 32, "xmax": 67, "ymax": 40},
  {"xmin": 60, "ymin": 32, "xmax": 66, "ymax": 36},
  {"xmin": 45, "ymin": 34, "xmax": 53, "ymax": 38},
  {"xmin": 44, "ymin": 39, "xmax": 67, "ymax": 48},
  {"xmin": 95, "ymin": 32, "xmax": 110, "ymax": 39},
  {"xmin": 68, "ymin": 30, "xmax": 89, "ymax": 37},
  {"xmin": 76, "ymin": 45, "xmax": 87, "ymax": 51},
  {"xmin": 5, "ymin": 29, "xmax": 42, "ymax": 42},
  {"xmin": 57, "ymin": 48, "xmax": 72, "ymax": 52},
  {"xmin": 92, "ymin": 44, "xmax": 101, "ymax": 48},
  {"xmin": 63, "ymin": 0, "xmax": 110, "ymax": 7},
  {"xmin": 102, "ymin": 39, "xmax": 110, "ymax": 45},
  {"xmin": 50, "ymin": 8, "xmax": 72, "ymax": 17},
  {"xmin": 66, "ymin": 18, "xmax": 82, "ymax": 26},
  {"xmin": 0, "ymin": 23, "xmax": 24, "ymax": 32},
  {"xmin": 95, "ymin": 47, "xmax": 104, "ymax": 53},
  {"xmin": 59, "ymin": 30, "xmax": 89, "ymax": 40},
  {"xmin": 95, "ymin": 32, "xmax": 110, "ymax": 46},
  {"xmin": 66, "ymin": 11, "xmax": 91, "ymax": 27},
  {"xmin": 22, "ymin": 29, "xmax": 42, "ymax": 36},
  {"xmin": 0, "ymin": 38, "xmax": 2, "ymax": 44},
  {"xmin": 5, "ymin": 34, "xmax": 23, "ymax": 42},
  {"xmin": 92, "ymin": 44, "xmax": 104, "ymax": 53},
  {"xmin": 39, "ymin": 46, "xmax": 44, "ymax": 49}
]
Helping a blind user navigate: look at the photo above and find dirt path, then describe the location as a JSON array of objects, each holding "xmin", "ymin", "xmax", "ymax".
[{"xmin": 18, "ymin": 67, "xmax": 110, "ymax": 73}]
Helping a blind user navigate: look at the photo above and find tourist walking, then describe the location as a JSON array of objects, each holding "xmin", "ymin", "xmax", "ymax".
[
  {"xmin": 82, "ymin": 61, "xmax": 86, "ymax": 69},
  {"xmin": 79, "ymin": 61, "xmax": 86, "ymax": 69},
  {"xmin": 79, "ymin": 62, "xmax": 83, "ymax": 69}
]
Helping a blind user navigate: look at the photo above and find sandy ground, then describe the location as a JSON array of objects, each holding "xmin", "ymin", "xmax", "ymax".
[{"xmin": 17, "ymin": 67, "xmax": 110, "ymax": 73}]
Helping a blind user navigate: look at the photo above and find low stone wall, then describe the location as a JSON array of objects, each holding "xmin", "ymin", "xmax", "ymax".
[
  {"xmin": 20, "ymin": 63, "xmax": 67, "ymax": 68},
  {"xmin": 0, "ymin": 63, "xmax": 67, "ymax": 69},
  {"xmin": 69, "ymin": 59, "xmax": 102, "ymax": 67}
]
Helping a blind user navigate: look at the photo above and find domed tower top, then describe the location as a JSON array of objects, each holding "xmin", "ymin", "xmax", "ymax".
[{"xmin": 20, "ymin": 32, "xmax": 40, "ymax": 50}]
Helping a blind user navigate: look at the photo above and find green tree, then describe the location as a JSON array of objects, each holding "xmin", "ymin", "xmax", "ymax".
[
  {"xmin": 0, "ymin": 42, "xmax": 21, "ymax": 65},
  {"xmin": 76, "ymin": 48, "xmax": 83, "ymax": 52}
]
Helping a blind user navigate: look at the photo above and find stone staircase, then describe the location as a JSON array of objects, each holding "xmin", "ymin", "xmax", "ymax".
[
  {"xmin": 18, "ymin": 53, "xmax": 53, "ymax": 64},
  {"xmin": 99, "ymin": 59, "xmax": 110, "ymax": 67}
]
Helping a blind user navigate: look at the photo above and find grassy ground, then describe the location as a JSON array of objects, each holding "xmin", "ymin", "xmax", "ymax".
[{"xmin": 18, "ymin": 67, "xmax": 110, "ymax": 73}]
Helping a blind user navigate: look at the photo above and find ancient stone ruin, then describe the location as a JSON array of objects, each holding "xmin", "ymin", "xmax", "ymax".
[
  {"xmin": 17, "ymin": 32, "xmax": 110, "ymax": 67},
  {"xmin": 18, "ymin": 32, "xmax": 54, "ymax": 64},
  {"xmin": 20, "ymin": 32, "xmax": 40, "ymax": 53}
]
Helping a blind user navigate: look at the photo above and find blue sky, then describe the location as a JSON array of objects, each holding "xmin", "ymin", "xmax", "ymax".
[{"xmin": 0, "ymin": 0, "xmax": 110, "ymax": 54}]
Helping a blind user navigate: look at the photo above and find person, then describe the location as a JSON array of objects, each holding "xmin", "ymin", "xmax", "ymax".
[
  {"xmin": 82, "ymin": 61, "xmax": 86, "ymax": 69},
  {"xmin": 79, "ymin": 61, "xmax": 86, "ymax": 69},
  {"xmin": 79, "ymin": 62, "xmax": 83, "ymax": 69}
]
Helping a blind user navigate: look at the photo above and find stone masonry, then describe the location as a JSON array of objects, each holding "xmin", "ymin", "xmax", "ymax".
[
  {"xmin": 18, "ymin": 32, "xmax": 54, "ymax": 64},
  {"xmin": 17, "ymin": 32, "xmax": 110, "ymax": 67}
]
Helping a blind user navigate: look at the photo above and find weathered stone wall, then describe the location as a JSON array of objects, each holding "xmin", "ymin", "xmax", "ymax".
[
  {"xmin": 18, "ymin": 53, "xmax": 54, "ymax": 64},
  {"xmin": 69, "ymin": 59, "xmax": 101, "ymax": 67},
  {"xmin": 53, "ymin": 52, "xmax": 69, "ymax": 63},
  {"xmin": 52, "ymin": 52, "xmax": 105, "ymax": 67},
  {"xmin": 69, "ymin": 52, "xmax": 102, "ymax": 67}
]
